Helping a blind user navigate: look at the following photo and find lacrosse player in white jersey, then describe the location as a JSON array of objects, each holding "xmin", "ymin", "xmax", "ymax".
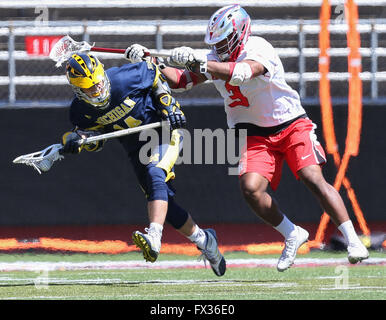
[{"xmin": 125, "ymin": 4, "xmax": 369, "ymax": 271}]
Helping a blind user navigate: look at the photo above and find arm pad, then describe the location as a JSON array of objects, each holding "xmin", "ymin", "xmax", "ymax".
[{"xmin": 152, "ymin": 66, "xmax": 172, "ymax": 96}]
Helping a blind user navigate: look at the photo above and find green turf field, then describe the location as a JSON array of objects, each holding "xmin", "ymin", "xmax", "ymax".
[{"xmin": 0, "ymin": 251, "xmax": 384, "ymax": 300}]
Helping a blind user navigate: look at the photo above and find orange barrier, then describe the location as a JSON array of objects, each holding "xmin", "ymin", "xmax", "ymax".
[
  {"xmin": 315, "ymin": 0, "xmax": 370, "ymax": 247},
  {"xmin": 1, "ymin": 234, "xmax": 384, "ymax": 255},
  {"xmin": 0, "ymin": 237, "xmax": 311, "ymax": 255},
  {"xmin": 246, "ymin": 242, "xmax": 310, "ymax": 255}
]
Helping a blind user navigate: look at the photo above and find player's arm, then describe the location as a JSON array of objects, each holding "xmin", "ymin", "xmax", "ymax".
[
  {"xmin": 124, "ymin": 43, "xmax": 206, "ymax": 91},
  {"xmin": 123, "ymin": 44, "xmax": 186, "ymax": 129},
  {"xmin": 62, "ymin": 125, "xmax": 106, "ymax": 154},
  {"xmin": 206, "ymin": 60, "xmax": 267, "ymax": 82},
  {"xmin": 167, "ymin": 47, "xmax": 267, "ymax": 85},
  {"xmin": 159, "ymin": 65, "xmax": 207, "ymax": 91},
  {"xmin": 125, "ymin": 43, "xmax": 206, "ymax": 92},
  {"xmin": 151, "ymin": 65, "xmax": 186, "ymax": 130}
]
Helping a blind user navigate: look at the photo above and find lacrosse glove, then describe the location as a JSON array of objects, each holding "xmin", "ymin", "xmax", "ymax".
[
  {"xmin": 62, "ymin": 132, "xmax": 81, "ymax": 154},
  {"xmin": 125, "ymin": 44, "xmax": 150, "ymax": 63},
  {"xmin": 168, "ymin": 46, "xmax": 207, "ymax": 73},
  {"xmin": 157, "ymin": 94, "xmax": 186, "ymax": 130},
  {"xmin": 62, "ymin": 130, "xmax": 105, "ymax": 154}
]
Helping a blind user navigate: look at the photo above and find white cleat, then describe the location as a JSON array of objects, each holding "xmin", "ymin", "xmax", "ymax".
[
  {"xmin": 277, "ymin": 226, "xmax": 309, "ymax": 272},
  {"xmin": 347, "ymin": 242, "xmax": 369, "ymax": 264},
  {"xmin": 198, "ymin": 229, "xmax": 226, "ymax": 277},
  {"xmin": 132, "ymin": 229, "xmax": 161, "ymax": 263}
]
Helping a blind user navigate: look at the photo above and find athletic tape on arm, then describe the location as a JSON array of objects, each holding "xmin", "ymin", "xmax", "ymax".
[
  {"xmin": 228, "ymin": 62, "xmax": 252, "ymax": 86},
  {"xmin": 171, "ymin": 69, "xmax": 200, "ymax": 92}
]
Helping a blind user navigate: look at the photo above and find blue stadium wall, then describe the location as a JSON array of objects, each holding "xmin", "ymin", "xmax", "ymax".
[{"xmin": 0, "ymin": 104, "xmax": 384, "ymax": 226}]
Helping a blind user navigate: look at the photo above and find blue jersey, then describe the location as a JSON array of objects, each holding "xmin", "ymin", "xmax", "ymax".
[{"xmin": 68, "ymin": 61, "xmax": 161, "ymax": 154}]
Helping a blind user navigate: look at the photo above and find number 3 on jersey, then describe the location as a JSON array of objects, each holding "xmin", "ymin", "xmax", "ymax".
[{"xmin": 225, "ymin": 82, "xmax": 250, "ymax": 108}]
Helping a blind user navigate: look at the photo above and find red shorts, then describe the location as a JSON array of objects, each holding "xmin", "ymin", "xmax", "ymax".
[{"xmin": 238, "ymin": 118, "xmax": 327, "ymax": 190}]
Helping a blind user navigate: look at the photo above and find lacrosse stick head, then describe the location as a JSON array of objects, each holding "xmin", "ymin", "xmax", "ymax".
[
  {"xmin": 49, "ymin": 35, "xmax": 94, "ymax": 67},
  {"xmin": 13, "ymin": 144, "xmax": 64, "ymax": 174}
]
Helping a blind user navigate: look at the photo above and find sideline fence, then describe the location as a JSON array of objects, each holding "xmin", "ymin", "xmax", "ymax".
[{"xmin": 0, "ymin": 18, "xmax": 386, "ymax": 107}]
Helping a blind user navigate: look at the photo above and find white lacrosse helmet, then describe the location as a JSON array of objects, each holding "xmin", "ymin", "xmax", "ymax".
[{"xmin": 205, "ymin": 4, "xmax": 251, "ymax": 62}]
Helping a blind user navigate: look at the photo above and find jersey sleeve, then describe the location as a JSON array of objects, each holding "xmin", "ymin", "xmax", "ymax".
[
  {"xmin": 111, "ymin": 61, "xmax": 158, "ymax": 96},
  {"xmin": 132, "ymin": 61, "xmax": 158, "ymax": 91},
  {"xmin": 243, "ymin": 37, "xmax": 276, "ymax": 79}
]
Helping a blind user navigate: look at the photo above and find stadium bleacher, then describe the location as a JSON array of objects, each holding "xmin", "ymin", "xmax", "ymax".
[
  {"xmin": 0, "ymin": 1, "xmax": 385, "ymax": 106},
  {"xmin": 1, "ymin": 1, "xmax": 385, "ymax": 20}
]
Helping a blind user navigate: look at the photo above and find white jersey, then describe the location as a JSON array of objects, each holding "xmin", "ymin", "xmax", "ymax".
[{"xmin": 205, "ymin": 36, "xmax": 306, "ymax": 128}]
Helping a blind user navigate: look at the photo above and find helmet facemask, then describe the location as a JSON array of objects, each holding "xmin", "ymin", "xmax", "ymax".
[
  {"xmin": 214, "ymin": 28, "xmax": 243, "ymax": 62},
  {"xmin": 72, "ymin": 74, "xmax": 111, "ymax": 109},
  {"xmin": 66, "ymin": 53, "xmax": 111, "ymax": 109},
  {"xmin": 205, "ymin": 5, "xmax": 251, "ymax": 62}
]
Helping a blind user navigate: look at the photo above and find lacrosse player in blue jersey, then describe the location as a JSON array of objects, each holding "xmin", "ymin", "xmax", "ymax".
[{"xmin": 60, "ymin": 53, "xmax": 226, "ymax": 276}]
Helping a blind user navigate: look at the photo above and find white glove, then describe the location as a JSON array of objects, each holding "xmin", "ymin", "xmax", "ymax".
[
  {"xmin": 168, "ymin": 46, "xmax": 195, "ymax": 68},
  {"xmin": 168, "ymin": 47, "xmax": 207, "ymax": 73},
  {"xmin": 192, "ymin": 50, "xmax": 208, "ymax": 73},
  {"xmin": 125, "ymin": 44, "xmax": 150, "ymax": 63}
]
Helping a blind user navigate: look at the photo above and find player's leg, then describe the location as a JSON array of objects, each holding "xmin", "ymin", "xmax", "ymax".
[
  {"xmin": 298, "ymin": 165, "xmax": 348, "ymax": 226},
  {"xmin": 286, "ymin": 118, "xmax": 368, "ymax": 264},
  {"xmin": 132, "ymin": 128, "xmax": 226, "ymax": 273},
  {"xmin": 147, "ymin": 199, "xmax": 168, "ymax": 225},
  {"xmin": 239, "ymin": 172, "xmax": 284, "ymax": 227},
  {"xmin": 130, "ymin": 162, "xmax": 169, "ymax": 263},
  {"xmin": 298, "ymin": 165, "xmax": 369, "ymax": 263},
  {"xmin": 166, "ymin": 197, "xmax": 226, "ymax": 276},
  {"xmin": 239, "ymin": 136, "xmax": 309, "ymax": 271},
  {"xmin": 154, "ymin": 128, "xmax": 225, "ymax": 275},
  {"xmin": 239, "ymin": 172, "xmax": 309, "ymax": 271},
  {"xmin": 131, "ymin": 128, "xmax": 185, "ymax": 262}
]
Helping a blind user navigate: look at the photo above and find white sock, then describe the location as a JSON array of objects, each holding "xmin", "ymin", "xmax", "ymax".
[
  {"xmin": 187, "ymin": 225, "xmax": 207, "ymax": 250},
  {"xmin": 274, "ymin": 215, "xmax": 297, "ymax": 239},
  {"xmin": 338, "ymin": 220, "xmax": 361, "ymax": 246},
  {"xmin": 148, "ymin": 222, "xmax": 163, "ymax": 239}
]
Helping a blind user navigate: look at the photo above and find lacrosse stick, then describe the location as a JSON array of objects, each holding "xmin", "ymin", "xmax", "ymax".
[
  {"xmin": 78, "ymin": 121, "xmax": 164, "ymax": 144},
  {"xmin": 50, "ymin": 35, "xmax": 171, "ymax": 67},
  {"xmin": 13, "ymin": 121, "xmax": 166, "ymax": 174},
  {"xmin": 12, "ymin": 144, "xmax": 64, "ymax": 174}
]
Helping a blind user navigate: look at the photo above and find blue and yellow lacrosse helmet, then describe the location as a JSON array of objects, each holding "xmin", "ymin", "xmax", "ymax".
[{"xmin": 66, "ymin": 53, "xmax": 111, "ymax": 109}]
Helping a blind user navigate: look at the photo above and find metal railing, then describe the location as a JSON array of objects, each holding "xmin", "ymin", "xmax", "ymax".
[
  {"xmin": 0, "ymin": 19, "xmax": 385, "ymax": 107},
  {"xmin": 1, "ymin": 0, "xmax": 386, "ymax": 8}
]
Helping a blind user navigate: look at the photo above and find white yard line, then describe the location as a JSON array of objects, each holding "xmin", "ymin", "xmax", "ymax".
[
  {"xmin": 0, "ymin": 257, "xmax": 384, "ymax": 272},
  {"xmin": 320, "ymin": 286, "xmax": 386, "ymax": 290}
]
